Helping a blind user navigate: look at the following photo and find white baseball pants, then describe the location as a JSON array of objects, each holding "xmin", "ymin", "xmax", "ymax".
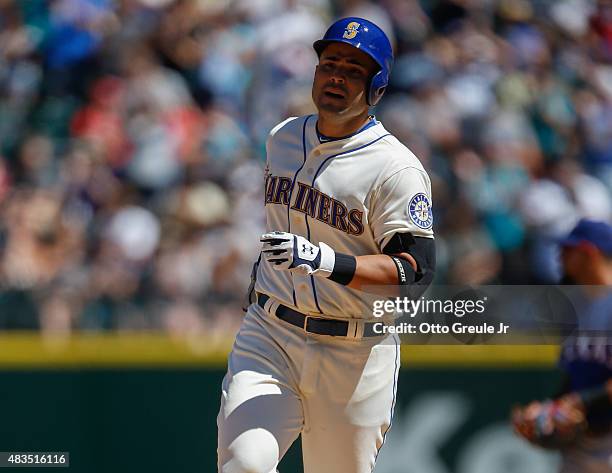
[{"xmin": 217, "ymin": 302, "xmax": 400, "ymax": 473}]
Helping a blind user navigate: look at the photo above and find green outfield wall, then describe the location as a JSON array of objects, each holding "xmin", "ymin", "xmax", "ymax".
[{"xmin": 0, "ymin": 334, "xmax": 563, "ymax": 473}]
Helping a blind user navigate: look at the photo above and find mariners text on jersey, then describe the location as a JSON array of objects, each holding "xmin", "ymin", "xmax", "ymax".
[{"xmin": 266, "ymin": 177, "xmax": 365, "ymax": 235}]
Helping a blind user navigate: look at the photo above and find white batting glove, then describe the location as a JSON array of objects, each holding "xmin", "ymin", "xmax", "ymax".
[{"xmin": 260, "ymin": 231, "xmax": 335, "ymax": 278}]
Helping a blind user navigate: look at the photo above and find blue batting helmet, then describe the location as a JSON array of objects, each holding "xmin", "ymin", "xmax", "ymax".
[
  {"xmin": 313, "ymin": 17, "xmax": 393, "ymax": 106},
  {"xmin": 559, "ymin": 219, "xmax": 612, "ymax": 256}
]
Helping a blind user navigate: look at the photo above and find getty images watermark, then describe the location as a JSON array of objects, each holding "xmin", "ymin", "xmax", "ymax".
[
  {"xmin": 370, "ymin": 294, "xmax": 510, "ymax": 336},
  {"xmin": 363, "ymin": 285, "xmax": 612, "ymax": 344}
]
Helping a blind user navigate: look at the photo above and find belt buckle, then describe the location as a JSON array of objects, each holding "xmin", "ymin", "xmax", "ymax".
[
  {"xmin": 303, "ymin": 315, "xmax": 312, "ymax": 332},
  {"xmin": 304, "ymin": 315, "xmax": 325, "ymax": 333}
]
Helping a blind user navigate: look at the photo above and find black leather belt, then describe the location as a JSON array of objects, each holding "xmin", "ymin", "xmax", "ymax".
[{"xmin": 256, "ymin": 293, "xmax": 382, "ymax": 337}]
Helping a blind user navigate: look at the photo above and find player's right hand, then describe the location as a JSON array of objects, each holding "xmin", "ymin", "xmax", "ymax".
[{"xmin": 260, "ymin": 231, "xmax": 335, "ymax": 278}]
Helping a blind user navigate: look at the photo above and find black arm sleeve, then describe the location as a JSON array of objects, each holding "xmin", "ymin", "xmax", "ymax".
[{"xmin": 382, "ymin": 233, "xmax": 436, "ymax": 296}]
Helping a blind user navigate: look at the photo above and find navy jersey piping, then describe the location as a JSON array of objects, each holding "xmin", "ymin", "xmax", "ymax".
[
  {"xmin": 311, "ymin": 133, "xmax": 391, "ymax": 183},
  {"xmin": 373, "ymin": 337, "xmax": 400, "ymax": 467},
  {"xmin": 306, "ymin": 132, "xmax": 391, "ymax": 313},
  {"xmin": 285, "ymin": 114, "xmax": 313, "ymax": 308}
]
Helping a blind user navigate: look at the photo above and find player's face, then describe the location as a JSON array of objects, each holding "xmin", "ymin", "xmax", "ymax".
[
  {"xmin": 312, "ymin": 43, "xmax": 378, "ymax": 116},
  {"xmin": 561, "ymin": 245, "xmax": 592, "ymax": 281}
]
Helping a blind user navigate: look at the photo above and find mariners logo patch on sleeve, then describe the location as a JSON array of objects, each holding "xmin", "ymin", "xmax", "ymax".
[{"xmin": 408, "ymin": 193, "xmax": 433, "ymax": 229}]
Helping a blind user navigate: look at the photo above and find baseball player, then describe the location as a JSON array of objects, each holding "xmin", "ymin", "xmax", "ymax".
[
  {"xmin": 217, "ymin": 17, "xmax": 435, "ymax": 473},
  {"xmin": 513, "ymin": 220, "xmax": 612, "ymax": 472}
]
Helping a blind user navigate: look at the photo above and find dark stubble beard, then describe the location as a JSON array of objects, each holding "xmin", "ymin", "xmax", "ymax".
[{"xmin": 315, "ymin": 92, "xmax": 351, "ymax": 114}]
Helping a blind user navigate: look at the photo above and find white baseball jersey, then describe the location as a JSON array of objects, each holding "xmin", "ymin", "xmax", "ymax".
[
  {"xmin": 219, "ymin": 113, "xmax": 429, "ymax": 473},
  {"xmin": 255, "ymin": 113, "xmax": 434, "ymax": 319}
]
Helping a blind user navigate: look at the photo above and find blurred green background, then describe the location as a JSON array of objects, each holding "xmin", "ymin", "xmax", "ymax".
[{"xmin": 0, "ymin": 338, "xmax": 561, "ymax": 473}]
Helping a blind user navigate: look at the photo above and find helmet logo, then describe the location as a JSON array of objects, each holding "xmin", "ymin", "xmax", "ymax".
[{"xmin": 342, "ymin": 21, "xmax": 360, "ymax": 40}]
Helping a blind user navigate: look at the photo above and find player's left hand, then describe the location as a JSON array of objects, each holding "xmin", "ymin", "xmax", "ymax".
[
  {"xmin": 260, "ymin": 231, "xmax": 335, "ymax": 277},
  {"xmin": 512, "ymin": 396, "xmax": 587, "ymax": 450}
]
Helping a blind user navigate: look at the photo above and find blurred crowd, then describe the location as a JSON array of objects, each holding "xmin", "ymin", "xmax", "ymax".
[{"xmin": 0, "ymin": 0, "xmax": 610, "ymax": 334}]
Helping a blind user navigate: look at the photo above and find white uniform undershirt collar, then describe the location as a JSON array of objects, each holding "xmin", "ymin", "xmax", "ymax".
[{"xmin": 315, "ymin": 115, "xmax": 378, "ymax": 144}]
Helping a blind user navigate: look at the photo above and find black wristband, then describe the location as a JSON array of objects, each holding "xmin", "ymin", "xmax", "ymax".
[
  {"xmin": 329, "ymin": 253, "xmax": 356, "ymax": 285},
  {"xmin": 578, "ymin": 385, "xmax": 612, "ymax": 413},
  {"xmin": 390, "ymin": 255, "xmax": 423, "ymax": 299},
  {"xmin": 389, "ymin": 256, "xmax": 416, "ymax": 285}
]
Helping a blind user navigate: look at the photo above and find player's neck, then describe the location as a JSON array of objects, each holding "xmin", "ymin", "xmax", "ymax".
[
  {"xmin": 596, "ymin": 264, "xmax": 612, "ymax": 285},
  {"xmin": 316, "ymin": 111, "xmax": 371, "ymax": 139}
]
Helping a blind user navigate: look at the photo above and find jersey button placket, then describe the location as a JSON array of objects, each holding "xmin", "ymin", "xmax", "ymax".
[
  {"xmin": 308, "ymin": 149, "xmax": 322, "ymax": 176},
  {"xmin": 288, "ymin": 159, "xmax": 309, "ymax": 236}
]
